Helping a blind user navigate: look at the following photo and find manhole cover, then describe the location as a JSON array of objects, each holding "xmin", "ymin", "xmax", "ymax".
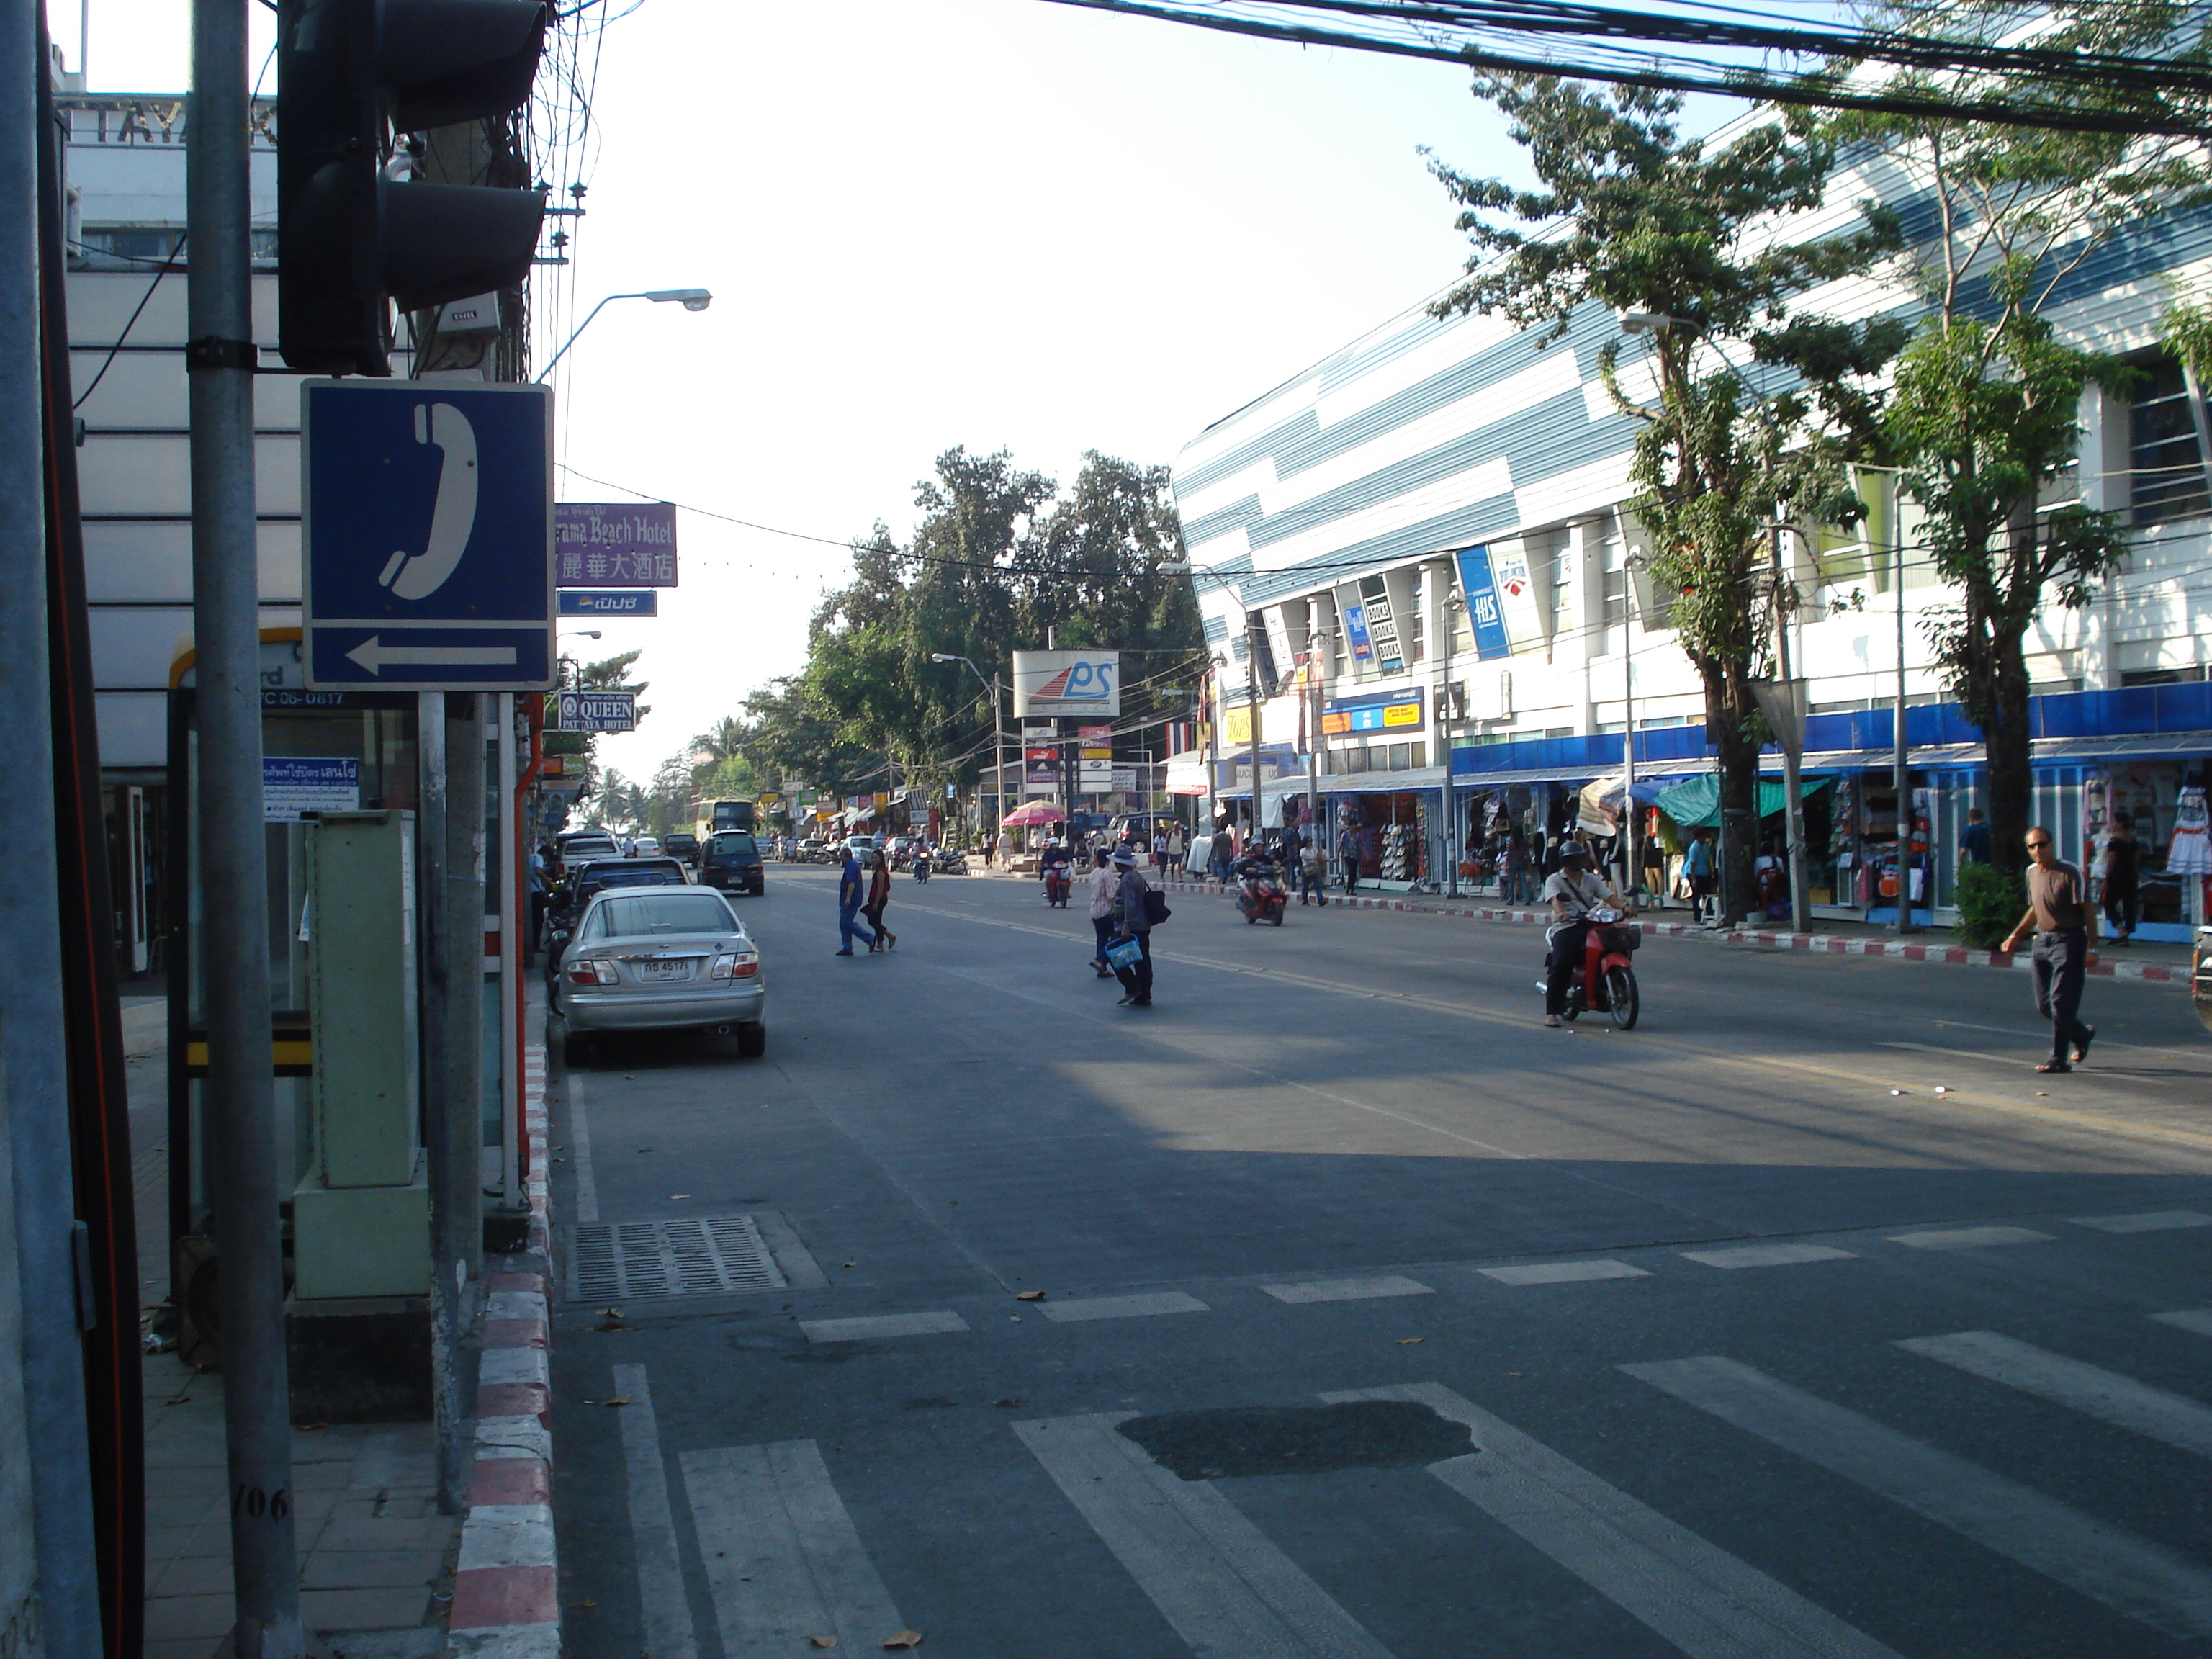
[{"xmin": 562, "ymin": 1214, "xmax": 786, "ymax": 1303}]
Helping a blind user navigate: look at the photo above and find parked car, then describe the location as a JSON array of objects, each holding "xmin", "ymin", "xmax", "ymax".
[
  {"xmin": 549, "ymin": 886, "xmax": 765, "ymax": 1064},
  {"xmin": 664, "ymin": 831, "xmax": 701, "ymax": 866},
  {"xmin": 544, "ymin": 857, "xmax": 691, "ymax": 960},
  {"xmin": 795, "ymin": 837, "xmax": 828, "ymax": 863},
  {"xmin": 554, "ymin": 831, "xmax": 620, "ymax": 878},
  {"xmin": 699, "ymin": 830, "xmax": 765, "ymax": 896},
  {"xmin": 632, "ymin": 835, "xmax": 662, "ymax": 857}
]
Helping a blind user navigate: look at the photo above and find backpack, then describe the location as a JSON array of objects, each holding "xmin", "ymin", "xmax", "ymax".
[{"xmin": 1141, "ymin": 888, "xmax": 1172, "ymax": 927}]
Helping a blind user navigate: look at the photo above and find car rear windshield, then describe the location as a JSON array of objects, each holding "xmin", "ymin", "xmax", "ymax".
[
  {"xmin": 562, "ymin": 838, "xmax": 616, "ymax": 856},
  {"xmin": 710, "ymin": 833, "xmax": 757, "ymax": 856},
  {"xmin": 588, "ymin": 893, "xmax": 736, "ymax": 938},
  {"xmin": 585, "ymin": 866, "xmax": 683, "ymax": 891}
]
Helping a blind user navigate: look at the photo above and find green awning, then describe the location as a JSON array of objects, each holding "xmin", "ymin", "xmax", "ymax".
[{"xmin": 1653, "ymin": 774, "xmax": 1828, "ymax": 829}]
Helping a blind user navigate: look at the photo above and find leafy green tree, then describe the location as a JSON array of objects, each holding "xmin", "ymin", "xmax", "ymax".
[{"xmin": 1430, "ymin": 76, "xmax": 1899, "ymax": 916}]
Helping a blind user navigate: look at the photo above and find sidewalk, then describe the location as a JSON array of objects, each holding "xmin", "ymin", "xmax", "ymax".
[{"xmin": 970, "ymin": 863, "xmax": 2195, "ymax": 987}]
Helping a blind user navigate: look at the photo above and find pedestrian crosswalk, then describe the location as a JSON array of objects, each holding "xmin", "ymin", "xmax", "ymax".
[{"xmin": 605, "ymin": 1299, "xmax": 2212, "ymax": 1658}]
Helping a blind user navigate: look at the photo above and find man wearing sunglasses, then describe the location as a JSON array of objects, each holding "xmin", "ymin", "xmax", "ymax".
[{"xmin": 1999, "ymin": 826, "xmax": 2098, "ymax": 1073}]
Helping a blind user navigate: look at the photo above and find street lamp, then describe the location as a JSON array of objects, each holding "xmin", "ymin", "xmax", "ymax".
[
  {"xmin": 932, "ymin": 653, "xmax": 1007, "ymax": 842},
  {"xmin": 535, "ymin": 288, "xmax": 714, "ymax": 382}
]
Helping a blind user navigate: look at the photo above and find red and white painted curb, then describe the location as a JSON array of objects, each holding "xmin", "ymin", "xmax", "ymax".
[
  {"xmin": 1151, "ymin": 877, "xmax": 2190, "ymax": 986},
  {"xmin": 448, "ymin": 1042, "xmax": 558, "ymax": 1658}
]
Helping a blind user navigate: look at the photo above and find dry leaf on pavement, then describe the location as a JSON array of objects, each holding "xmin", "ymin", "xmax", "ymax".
[
  {"xmin": 883, "ymin": 1632, "xmax": 924, "ymax": 1650},
  {"xmin": 1015, "ymin": 1290, "xmax": 1046, "ymax": 1302},
  {"xmin": 595, "ymin": 1395, "xmax": 631, "ymax": 1407},
  {"xmin": 809, "ymin": 1639, "xmax": 838, "ymax": 1650},
  {"xmin": 669, "ymin": 1193, "xmax": 692, "ymax": 1200},
  {"xmin": 1396, "ymin": 1337, "xmax": 1426, "ymax": 1345}
]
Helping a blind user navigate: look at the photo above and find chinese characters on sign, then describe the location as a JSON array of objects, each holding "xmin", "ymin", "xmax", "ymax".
[{"xmin": 554, "ymin": 501, "xmax": 678, "ymax": 588}]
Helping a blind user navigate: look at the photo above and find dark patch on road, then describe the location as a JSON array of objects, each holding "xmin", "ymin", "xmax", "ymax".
[
  {"xmin": 903, "ymin": 1395, "xmax": 961, "ymax": 1410},
  {"xmin": 1118, "ymin": 1401, "xmax": 1471, "ymax": 1480}
]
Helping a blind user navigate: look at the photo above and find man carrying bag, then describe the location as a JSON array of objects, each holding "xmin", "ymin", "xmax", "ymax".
[{"xmin": 1106, "ymin": 845, "xmax": 1166, "ymax": 1007}]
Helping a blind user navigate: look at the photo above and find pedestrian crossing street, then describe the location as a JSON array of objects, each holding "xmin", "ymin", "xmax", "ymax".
[{"xmin": 595, "ymin": 1211, "xmax": 2212, "ymax": 1659}]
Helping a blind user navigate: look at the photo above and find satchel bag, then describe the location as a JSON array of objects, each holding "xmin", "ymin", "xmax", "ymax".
[{"xmin": 1141, "ymin": 889, "xmax": 1172, "ymax": 927}]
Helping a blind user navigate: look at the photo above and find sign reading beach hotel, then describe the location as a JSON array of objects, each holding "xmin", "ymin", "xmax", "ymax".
[{"xmin": 554, "ymin": 501, "xmax": 678, "ymax": 587}]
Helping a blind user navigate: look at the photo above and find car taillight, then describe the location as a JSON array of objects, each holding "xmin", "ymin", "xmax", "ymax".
[
  {"xmin": 568, "ymin": 960, "xmax": 619, "ymax": 986},
  {"xmin": 711, "ymin": 953, "xmax": 758, "ymax": 979}
]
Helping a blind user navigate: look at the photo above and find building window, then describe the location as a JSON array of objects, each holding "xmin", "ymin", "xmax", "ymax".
[
  {"xmin": 2119, "ymin": 665, "xmax": 2208, "ymax": 685},
  {"xmin": 73, "ymin": 224, "xmax": 278, "ymax": 269},
  {"xmin": 2129, "ymin": 355, "xmax": 2212, "ymax": 526},
  {"xmin": 1601, "ymin": 564, "xmax": 1627, "ymax": 630},
  {"xmin": 1551, "ymin": 546, "xmax": 1575, "ymax": 637}
]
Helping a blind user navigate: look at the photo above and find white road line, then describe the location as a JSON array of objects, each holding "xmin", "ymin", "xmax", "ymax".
[
  {"xmin": 1013, "ymin": 1412, "xmax": 1399, "ymax": 1658},
  {"xmin": 1626, "ymin": 1354, "xmax": 2212, "ymax": 1641},
  {"xmin": 567, "ymin": 1072, "xmax": 599, "ymax": 1224},
  {"xmin": 1879, "ymin": 1040, "xmax": 2042, "ymax": 1070},
  {"xmin": 1480, "ymin": 1259, "xmax": 1652, "ymax": 1285},
  {"xmin": 1328, "ymin": 1382, "xmax": 1901, "ymax": 1659},
  {"xmin": 799, "ymin": 1310, "xmax": 969, "ymax": 1343},
  {"xmin": 1899, "ymin": 1331, "xmax": 2212, "ymax": 1458},
  {"xmin": 681, "ymin": 1440, "xmax": 909, "ymax": 1655},
  {"xmin": 1262, "ymin": 1274, "xmax": 1434, "ymax": 1303},
  {"xmin": 1886, "ymin": 1225, "xmax": 2053, "ymax": 1249},
  {"xmin": 610, "ymin": 1364, "xmax": 697, "ymax": 1659},
  {"xmin": 2152, "ymin": 1308, "xmax": 2212, "ymax": 1337},
  {"xmin": 1679, "ymin": 1244, "xmax": 1858, "ymax": 1270},
  {"xmin": 1038, "ymin": 1291, "xmax": 1210, "ymax": 1323},
  {"xmin": 2071, "ymin": 1210, "xmax": 2212, "ymax": 1233}
]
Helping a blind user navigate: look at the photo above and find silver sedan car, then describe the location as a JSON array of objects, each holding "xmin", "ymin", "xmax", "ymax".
[{"xmin": 552, "ymin": 886, "xmax": 765, "ymax": 1065}]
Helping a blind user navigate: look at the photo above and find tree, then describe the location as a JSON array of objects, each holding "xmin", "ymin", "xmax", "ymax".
[
  {"xmin": 1429, "ymin": 76, "xmax": 1899, "ymax": 917},
  {"xmin": 1838, "ymin": 0, "xmax": 2211, "ymax": 867}
]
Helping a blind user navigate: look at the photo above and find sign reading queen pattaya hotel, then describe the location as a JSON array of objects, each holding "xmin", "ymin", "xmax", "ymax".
[
  {"xmin": 1011, "ymin": 650, "xmax": 1120, "ymax": 718},
  {"xmin": 555, "ymin": 502, "xmax": 677, "ymax": 587}
]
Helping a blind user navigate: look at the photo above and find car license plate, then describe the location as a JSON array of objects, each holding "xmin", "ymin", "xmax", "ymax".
[{"xmin": 638, "ymin": 959, "xmax": 691, "ymax": 981}]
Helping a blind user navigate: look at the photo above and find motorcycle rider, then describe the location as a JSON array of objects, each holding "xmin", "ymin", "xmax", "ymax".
[
  {"xmin": 1230, "ymin": 840, "xmax": 1287, "ymax": 920},
  {"xmin": 1542, "ymin": 842, "xmax": 1629, "ymax": 1028},
  {"xmin": 1040, "ymin": 836, "xmax": 1074, "ymax": 904}
]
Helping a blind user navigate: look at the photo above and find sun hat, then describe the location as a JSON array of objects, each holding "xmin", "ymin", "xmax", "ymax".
[{"xmin": 1112, "ymin": 846, "xmax": 1136, "ymax": 866}]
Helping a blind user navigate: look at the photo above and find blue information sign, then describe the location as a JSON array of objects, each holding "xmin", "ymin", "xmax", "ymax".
[
  {"xmin": 557, "ymin": 590, "xmax": 658, "ymax": 619},
  {"xmin": 1452, "ymin": 544, "xmax": 1514, "ymax": 662},
  {"xmin": 301, "ymin": 380, "xmax": 554, "ymax": 690},
  {"xmin": 1341, "ymin": 603, "xmax": 1375, "ymax": 660}
]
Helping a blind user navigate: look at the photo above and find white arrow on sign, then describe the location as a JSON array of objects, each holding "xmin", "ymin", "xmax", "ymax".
[{"xmin": 345, "ymin": 636, "xmax": 519, "ymax": 676}]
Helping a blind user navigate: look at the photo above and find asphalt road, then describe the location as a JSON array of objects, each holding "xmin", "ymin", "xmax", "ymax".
[{"xmin": 547, "ymin": 863, "xmax": 2212, "ymax": 1659}]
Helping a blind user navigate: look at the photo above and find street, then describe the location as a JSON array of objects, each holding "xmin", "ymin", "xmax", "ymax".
[{"xmin": 547, "ymin": 868, "xmax": 2212, "ymax": 1659}]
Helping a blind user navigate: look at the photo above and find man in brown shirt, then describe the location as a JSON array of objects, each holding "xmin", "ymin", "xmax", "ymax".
[{"xmin": 2000, "ymin": 825, "xmax": 2098, "ymax": 1072}]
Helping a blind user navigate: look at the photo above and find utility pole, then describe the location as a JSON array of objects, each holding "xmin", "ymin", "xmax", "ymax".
[
  {"xmin": 1305, "ymin": 634, "xmax": 1324, "ymax": 876},
  {"xmin": 1892, "ymin": 473, "xmax": 1917, "ymax": 934},
  {"xmin": 2, "ymin": 0, "xmax": 100, "ymax": 1645},
  {"xmin": 1622, "ymin": 565, "xmax": 1640, "ymax": 904},
  {"xmin": 189, "ymin": 0, "xmax": 304, "ymax": 1648},
  {"xmin": 1768, "ymin": 523, "xmax": 1812, "ymax": 936},
  {"xmin": 1245, "ymin": 612, "xmax": 1264, "ymax": 851}
]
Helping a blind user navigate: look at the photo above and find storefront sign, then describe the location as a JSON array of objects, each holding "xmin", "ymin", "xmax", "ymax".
[
  {"xmin": 1078, "ymin": 724, "xmax": 1110, "ymax": 741},
  {"xmin": 1012, "ymin": 650, "xmax": 1120, "ymax": 716},
  {"xmin": 554, "ymin": 502, "xmax": 678, "ymax": 588},
  {"xmin": 1342, "ymin": 603, "xmax": 1375, "ymax": 661},
  {"xmin": 264, "ymin": 757, "xmax": 359, "ymax": 821},
  {"xmin": 1322, "ymin": 686, "xmax": 1424, "ymax": 736},
  {"xmin": 555, "ymin": 690, "xmax": 637, "ymax": 732},
  {"xmin": 1451, "ymin": 544, "xmax": 1513, "ymax": 662},
  {"xmin": 557, "ymin": 590, "xmax": 658, "ymax": 617}
]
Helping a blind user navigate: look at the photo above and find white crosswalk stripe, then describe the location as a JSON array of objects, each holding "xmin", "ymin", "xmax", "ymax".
[
  {"xmin": 1327, "ymin": 1382, "xmax": 1902, "ymax": 1659},
  {"xmin": 2152, "ymin": 1308, "xmax": 2212, "ymax": 1337},
  {"xmin": 1627, "ymin": 1354, "xmax": 2212, "ymax": 1641},
  {"xmin": 1898, "ymin": 1331, "xmax": 2212, "ymax": 1458},
  {"xmin": 680, "ymin": 1440, "xmax": 913, "ymax": 1655},
  {"xmin": 1014, "ymin": 1411, "xmax": 1400, "ymax": 1658}
]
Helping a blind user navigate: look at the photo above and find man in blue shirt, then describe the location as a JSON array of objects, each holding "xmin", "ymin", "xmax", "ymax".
[
  {"xmin": 835, "ymin": 847, "xmax": 878, "ymax": 956},
  {"xmin": 1959, "ymin": 808, "xmax": 1992, "ymax": 866}
]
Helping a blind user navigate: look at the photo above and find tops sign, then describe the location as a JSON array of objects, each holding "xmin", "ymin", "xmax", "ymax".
[
  {"xmin": 554, "ymin": 502, "xmax": 678, "ymax": 588},
  {"xmin": 1012, "ymin": 650, "xmax": 1119, "ymax": 718}
]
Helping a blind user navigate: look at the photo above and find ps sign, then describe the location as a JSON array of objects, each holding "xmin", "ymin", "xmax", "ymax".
[
  {"xmin": 1011, "ymin": 649, "xmax": 1120, "ymax": 718},
  {"xmin": 301, "ymin": 381, "xmax": 554, "ymax": 690}
]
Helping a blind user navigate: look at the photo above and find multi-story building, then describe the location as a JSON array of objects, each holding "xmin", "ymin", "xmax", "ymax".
[{"xmin": 1170, "ymin": 125, "xmax": 2212, "ymax": 940}]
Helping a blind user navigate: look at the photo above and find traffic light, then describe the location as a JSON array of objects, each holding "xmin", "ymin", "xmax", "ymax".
[{"xmin": 279, "ymin": 0, "xmax": 550, "ymax": 376}]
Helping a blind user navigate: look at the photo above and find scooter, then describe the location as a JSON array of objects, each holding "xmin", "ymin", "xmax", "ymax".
[
  {"xmin": 912, "ymin": 855, "xmax": 932, "ymax": 885},
  {"xmin": 1236, "ymin": 862, "xmax": 1288, "ymax": 926},
  {"xmin": 1043, "ymin": 863, "xmax": 1071, "ymax": 907},
  {"xmin": 1537, "ymin": 907, "xmax": 1640, "ymax": 1029},
  {"xmin": 932, "ymin": 848, "xmax": 968, "ymax": 875}
]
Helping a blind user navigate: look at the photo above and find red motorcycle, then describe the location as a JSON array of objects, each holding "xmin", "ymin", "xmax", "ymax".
[
  {"xmin": 1043, "ymin": 861, "xmax": 1071, "ymax": 908},
  {"xmin": 1539, "ymin": 907, "xmax": 1641, "ymax": 1029}
]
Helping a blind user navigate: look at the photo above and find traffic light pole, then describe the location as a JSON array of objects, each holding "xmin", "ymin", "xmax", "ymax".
[{"xmin": 190, "ymin": 0, "xmax": 305, "ymax": 1652}]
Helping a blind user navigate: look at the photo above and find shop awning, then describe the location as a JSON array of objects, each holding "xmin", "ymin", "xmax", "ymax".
[{"xmin": 1655, "ymin": 774, "xmax": 1828, "ymax": 828}]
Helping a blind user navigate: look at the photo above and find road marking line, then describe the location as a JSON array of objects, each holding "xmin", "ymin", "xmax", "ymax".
[
  {"xmin": 1262, "ymin": 1274, "xmax": 1434, "ymax": 1303},
  {"xmin": 681, "ymin": 1440, "xmax": 908, "ymax": 1655},
  {"xmin": 800, "ymin": 1310, "xmax": 969, "ymax": 1343},
  {"xmin": 566, "ymin": 1073, "xmax": 598, "ymax": 1224},
  {"xmin": 2152, "ymin": 1308, "xmax": 2212, "ymax": 1336},
  {"xmin": 1679, "ymin": 1244, "xmax": 1858, "ymax": 1270},
  {"xmin": 610, "ymin": 1364, "xmax": 697, "ymax": 1659},
  {"xmin": 1013, "ymin": 1412, "xmax": 1400, "ymax": 1658},
  {"xmin": 1897, "ymin": 1331, "xmax": 2212, "ymax": 1458},
  {"xmin": 1625, "ymin": 1354, "xmax": 2212, "ymax": 1640},
  {"xmin": 1480, "ymin": 1259, "xmax": 1653, "ymax": 1284},
  {"xmin": 1038, "ymin": 1291, "xmax": 1210, "ymax": 1323},
  {"xmin": 2070, "ymin": 1210, "xmax": 2212, "ymax": 1233},
  {"xmin": 1879, "ymin": 1040, "xmax": 2044, "ymax": 1070},
  {"xmin": 1328, "ymin": 1382, "xmax": 1902, "ymax": 1659},
  {"xmin": 1886, "ymin": 1226, "xmax": 2054, "ymax": 1250}
]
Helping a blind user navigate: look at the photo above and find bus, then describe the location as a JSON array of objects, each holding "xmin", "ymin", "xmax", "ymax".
[{"xmin": 693, "ymin": 799, "xmax": 757, "ymax": 839}]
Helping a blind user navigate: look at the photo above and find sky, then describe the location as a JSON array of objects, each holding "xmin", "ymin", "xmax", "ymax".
[{"xmin": 84, "ymin": 0, "xmax": 1529, "ymax": 790}]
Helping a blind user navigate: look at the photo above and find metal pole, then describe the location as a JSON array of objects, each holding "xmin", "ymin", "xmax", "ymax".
[
  {"xmin": 440, "ymin": 695, "xmax": 485, "ymax": 1506},
  {"xmin": 992, "ymin": 673, "xmax": 1004, "ymax": 853},
  {"xmin": 1623, "ymin": 581, "xmax": 1638, "ymax": 903},
  {"xmin": 418, "ymin": 693, "xmax": 465, "ymax": 1515},
  {"xmin": 1770, "ymin": 523, "xmax": 1812, "ymax": 935},
  {"xmin": 1, "ymin": 0, "xmax": 101, "ymax": 1642},
  {"xmin": 1246, "ymin": 613, "xmax": 1262, "ymax": 853},
  {"xmin": 189, "ymin": 0, "xmax": 303, "ymax": 1646},
  {"xmin": 1305, "ymin": 637, "xmax": 1323, "ymax": 877},
  {"xmin": 498, "ymin": 694, "xmax": 520, "ymax": 1210},
  {"xmin": 1893, "ymin": 476, "xmax": 1917, "ymax": 934}
]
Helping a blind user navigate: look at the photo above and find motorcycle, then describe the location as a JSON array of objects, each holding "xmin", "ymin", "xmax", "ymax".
[
  {"xmin": 912, "ymin": 855, "xmax": 932, "ymax": 885},
  {"xmin": 1537, "ymin": 906, "xmax": 1640, "ymax": 1029},
  {"xmin": 1043, "ymin": 862, "xmax": 1072, "ymax": 907},
  {"xmin": 933, "ymin": 848, "xmax": 968, "ymax": 875},
  {"xmin": 1235, "ymin": 861, "xmax": 1288, "ymax": 927}
]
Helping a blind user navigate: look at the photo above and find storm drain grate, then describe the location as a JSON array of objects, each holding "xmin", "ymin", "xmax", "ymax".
[{"xmin": 562, "ymin": 1213, "xmax": 786, "ymax": 1303}]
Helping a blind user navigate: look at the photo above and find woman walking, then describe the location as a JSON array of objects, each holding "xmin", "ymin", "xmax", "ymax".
[{"xmin": 863, "ymin": 849, "xmax": 896, "ymax": 951}]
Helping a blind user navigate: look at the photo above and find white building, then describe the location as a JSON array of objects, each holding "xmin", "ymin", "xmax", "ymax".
[{"xmin": 1170, "ymin": 128, "xmax": 2212, "ymax": 939}]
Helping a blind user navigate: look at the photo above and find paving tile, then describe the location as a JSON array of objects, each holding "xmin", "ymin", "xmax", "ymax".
[
  {"xmin": 146, "ymin": 1554, "xmax": 237, "ymax": 1597},
  {"xmin": 144, "ymin": 1524, "xmax": 231, "ymax": 1561},
  {"xmin": 302, "ymin": 1548, "xmax": 449, "ymax": 1591},
  {"xmin": 311, "ymin": 1515, "xmax": 461, "ymax": 1553},
  {"xmin": 299, "ymin": 1585, "xmax": 431, "ymax": 1630},
  {"xmin": 142, "ymin": 1592, "xmax": 234, "ymax": 1642},
  {"xmin": 144, "ymin": 1495, "xmax": 223, "ymax": 1528},
  {"xmin": 295, "ymin": 1460, "xmax": 360, "ymax": 1491}
]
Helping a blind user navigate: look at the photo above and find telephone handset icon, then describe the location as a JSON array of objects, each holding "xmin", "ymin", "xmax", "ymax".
[{"xmin": 377, "ymin": 402, "xmax": 479, "ymax": 601}]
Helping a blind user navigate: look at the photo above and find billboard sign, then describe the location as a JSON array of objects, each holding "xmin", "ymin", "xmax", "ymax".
[
  {"xmin": 554, "ymin": 501, "xmax": 678, "ymax": 588},
  {"xmin": 555, "ymin": 691, "xmax": 638, "ymax": 732},
  {"xmin": 1323, "ymin": 686, "xmax": 1424, "ymax": 736},
  {"xmin": 1451, "ymin": 544, "xmax": 1514, "ymax": 662},
  {"xmin": 1011, "ymin": 650, "xmax": 1119, "ymax": 717},
  {"xmin": 1341, "ymin": 603, "xmax": 1375, "ymax": 662}
]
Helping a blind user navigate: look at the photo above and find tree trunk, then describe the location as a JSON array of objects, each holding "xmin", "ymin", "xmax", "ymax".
[
  {"xmin": 1701, "ymin": 662, "xmax": 1761, "ymax": 926},
  {"xmin": 1979, "ymin": 634, "xmax": 2035, "ymax": 878}
]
